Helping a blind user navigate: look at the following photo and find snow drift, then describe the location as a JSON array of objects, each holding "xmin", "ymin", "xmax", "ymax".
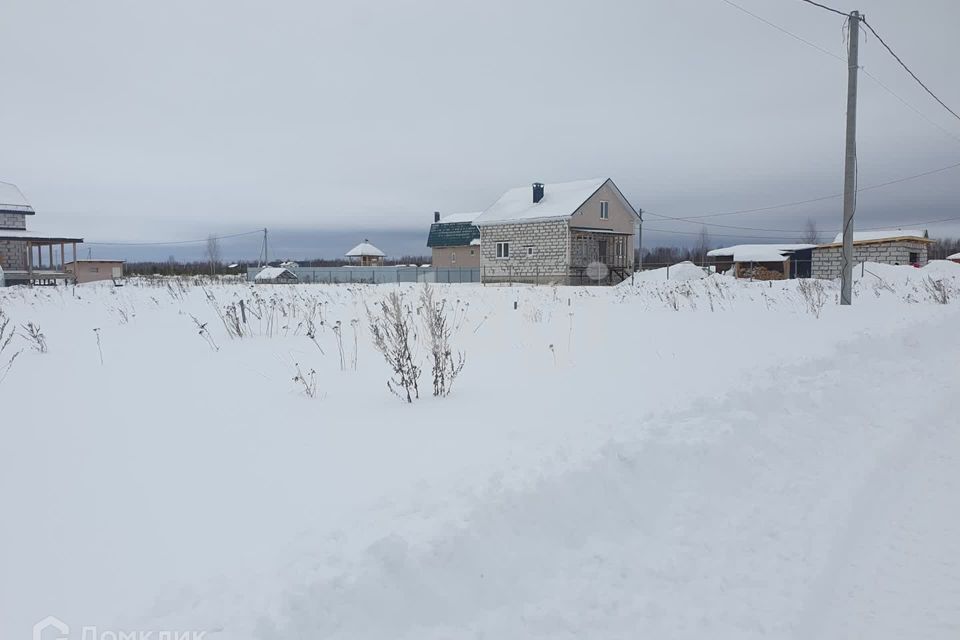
[{"xmin": 1, "ymin": 266, "xmax": 959, "ymax": 639}]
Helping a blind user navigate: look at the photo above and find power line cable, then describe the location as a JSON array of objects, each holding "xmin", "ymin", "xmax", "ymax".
[
  {"xmin": 648, "ymin": 160, "xmax": 960, "ymax": 222},
  {"xmin": 861, "ymin": 68, "xmax": 960, "ymax": 145},
  {"xmin": 646, "ymin": 209, "xmax": 960, "ymax": 236},
  {"xmin": 720, "ymin": 0, "xmax": 845, "ymax": 61},
  {"xmin": 860, "ymin": 18, "xmax": 960, "ymax": 124},
  {"xmin": 85, "ymin": 229, "xmax": 263, "ymax": 246},
  {"xmin": 721, "ymin": 0, "xmax": 960, "ymax": 146},
  {"xmin": 796, "ymin": 0, "xmax": 850, "ymax": 18}
]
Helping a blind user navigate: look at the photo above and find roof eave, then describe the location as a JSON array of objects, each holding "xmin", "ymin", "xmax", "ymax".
[
  {"xmin": 476, "ymin": 215, "xmax": 570, "ymax": 227},
  {"xmin": 817, "ymin": 236, "xmax": 935, "ymax": 249}
]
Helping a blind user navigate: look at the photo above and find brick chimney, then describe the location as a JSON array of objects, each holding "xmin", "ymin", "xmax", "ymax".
[
  {"xmin": 434, "ymin": 211, "xmax": 440, "ymax": 223},
  {"xmin": 532, "ymin": 182, "xmax": 544, "ymax": 203}
]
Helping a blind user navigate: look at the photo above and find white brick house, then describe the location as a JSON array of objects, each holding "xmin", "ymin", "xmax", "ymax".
[
  {"xmin": 0, "ymin": 181, "xmax": 84, "ymax": 285},
  {"xmin": 811, "ymin": 230, "xmax": 933, "ymax": 279},
  {"xmin": 474, "ymin": 178, "xmax": 640, "ymax": 285}
]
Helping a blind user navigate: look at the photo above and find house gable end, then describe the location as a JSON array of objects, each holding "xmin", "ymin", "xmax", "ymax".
[{"xmin": 570, "ymin": 179, "xmax": 638, "ymax": 234}]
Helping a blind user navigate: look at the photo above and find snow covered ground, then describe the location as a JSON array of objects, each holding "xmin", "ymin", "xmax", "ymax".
[{"xmin": 2, "ymin": 263, "xmax": 959, "ymax": 639}]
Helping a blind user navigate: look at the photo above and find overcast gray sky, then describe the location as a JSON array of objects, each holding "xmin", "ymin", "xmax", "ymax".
[{"xmin": 2, "ymin": 0, "xmax": 958, "ymax": 260}]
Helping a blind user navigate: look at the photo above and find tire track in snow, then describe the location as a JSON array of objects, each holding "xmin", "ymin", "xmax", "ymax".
[{"xmin": 253, "ymin": 311, "xmax": 960, "ymax": 639}]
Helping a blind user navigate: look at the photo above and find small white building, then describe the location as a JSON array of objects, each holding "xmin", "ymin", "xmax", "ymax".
[
  {"xmin": 346, "ymin": 240, "xmax": 385, "ymax": 267},
  {"xmin": 254, "ymin": 267, "xmax": 298, "ymax": 284},
  {"xmin": 811, "ymin": 230, "xmax": 932, "ymax": 279}
]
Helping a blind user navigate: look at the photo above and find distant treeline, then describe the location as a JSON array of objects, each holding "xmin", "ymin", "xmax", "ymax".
[{"xmin": 929, "ymin": 237, "xmax": 960, "ymax": 259}]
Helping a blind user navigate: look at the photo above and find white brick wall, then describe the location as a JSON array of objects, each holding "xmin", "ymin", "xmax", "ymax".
[
  {"xmin": 0, "ymin": 212, "xmax": 26, "ymax": 230},
  {"xmin": 479, "ymin": 219, "xmax": 570, "ymax": 284},
  {"xmin": 0, "ymin": 240, "xmax": 27, "ymax": 270},
  {"xmin": 812, "ymin": 240, "xmax": 929, "ymax": 279}
]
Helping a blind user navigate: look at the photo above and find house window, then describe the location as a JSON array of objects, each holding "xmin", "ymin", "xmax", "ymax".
[
  {"xmin": 909, "ymin": 251, "xmax": 919, "ymax": 264},
  {"xmin": 525, "ymin": 246, "xmax": 534, "ymax": 257},
  {"xmin": 600, "ymin": 201, "xmax": 609, "ymax": 219},
  {"xmin": 450, "ymin": 251, "xmax": 456, "ymax": 264},
  {"xmin": 89, "ymin": 267, "xmax": 99, "ymax": 273},
  {"xmin": 470, "ymin": 249, "xmax": 475, "ymax": 255},
  {"xmin": 496, "ymin": 242, "xmax": 510, "ymax": 259}
]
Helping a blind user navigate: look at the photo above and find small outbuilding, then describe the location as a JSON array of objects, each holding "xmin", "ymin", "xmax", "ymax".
[
  {"xmin": 254, "ymin": 266, "xmax": 298, "ymax": 284},
  {"xmin": 64, "ymin": 259, "xmax": 125, "ymax": 284},
  {"xmin": 947, "ymin": 252, "xmax": 960, "ymax": 264},
  {"xmin": 707, "ymin": 244, "xmax": 816, "ymax": 280},
  {"xmin": 346, "ymin": 239, "xmax": 385, "ymax": 267},
  {"xmin": 811, "ymin": 230, "xmax": 932, "ymax": 279}
]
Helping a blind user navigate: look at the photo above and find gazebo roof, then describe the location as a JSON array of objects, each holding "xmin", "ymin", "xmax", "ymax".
[{"xmin": 345, "ymin": 240, "xmax": 385, "ymax": 257}]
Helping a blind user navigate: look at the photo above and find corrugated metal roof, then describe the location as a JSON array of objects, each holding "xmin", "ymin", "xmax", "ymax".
[{"xmin": 427, "ymin": 221, "xmax": 480, "ymax": 248}]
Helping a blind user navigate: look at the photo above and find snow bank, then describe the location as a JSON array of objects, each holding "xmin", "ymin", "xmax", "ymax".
[
  {"xmin": 1, "ymin": 275, "xmax": 958, "ymax": 639},
  {"xmin": 627, "ymin": 261, "xmax": 713, "ymax": 283}
]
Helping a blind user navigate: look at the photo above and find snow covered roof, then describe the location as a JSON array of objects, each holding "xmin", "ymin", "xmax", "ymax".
[
  {"xmin": 255, "ymin": 267, "xmax": 297, "ymax": 281},
  {"xmin": 948, "ymin": 252, "xmax": 960, "ymax": 260},
  {"xmin": 707, "ymin": 244, "xmax": 815, "ymax": 263},
  {"xmin": 0, "ymin": 228, "xmax": 84, "ymax": 242},
  {"xmin": 829, "ymin": 229, "xmax": 929, "ymax": 244},
  {"xmin": 345, "ymin": 240, "xmax": 385, "ymax": 257},
  {"xmin": 0, "ymin": 182, "xmax": 35, "ymax": 214},
  {"xmin": 474, "ymin": 178, "xmax": 618, "ymax": 226},
  {"xmin": 438, "ymin": 212, "xmax": 481, "ymax": 224}
]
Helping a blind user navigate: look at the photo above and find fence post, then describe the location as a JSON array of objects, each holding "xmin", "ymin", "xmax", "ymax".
[{"xmin": 666, "ymin": 263, "xmax": 670, "ymax": 280}]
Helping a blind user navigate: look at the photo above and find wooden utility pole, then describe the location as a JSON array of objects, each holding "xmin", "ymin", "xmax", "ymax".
[{"xmin": 840, "ymin": 10, "xmax": 861, "ymax": 305}]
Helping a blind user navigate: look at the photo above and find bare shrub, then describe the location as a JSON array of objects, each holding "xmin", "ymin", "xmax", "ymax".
[
  {"xmin": 368, "ymin": 291, "xmax": 420, "ymax": 403},
  {"xmin": 189, "ymin": 315, "xmax": 220, "ymax": 351},
  {"xmin": 292, "ymin": 362, "xmax": 318, "ymax": 398},
  {"xmin": 305, "ymin": 317, "xmax": 325, "ymax": 354},
  {"xmin": 923, "ymin": 277, "xmax": 951, "ymax": 304},
  {"xmin": 332, "ymin": 320, "xmax": 346, "ymax": 371},
  {"xmin": 797, "ymin": 278, "xmax": 828, "ymax": 318},
  {"xmin": 419, "ymin": 285, "xmax": 465, "ymax": 397},
  {"xmin": 21, "ymin": 322, "xmax": 47, "ymax": 353},
  {"xmin": 0, "ymin": 310, "xmax": 22, "ymax": 383},
  {"xmin": 93, "ymin": 328, "xmax": 104, "ymax": 365}
]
